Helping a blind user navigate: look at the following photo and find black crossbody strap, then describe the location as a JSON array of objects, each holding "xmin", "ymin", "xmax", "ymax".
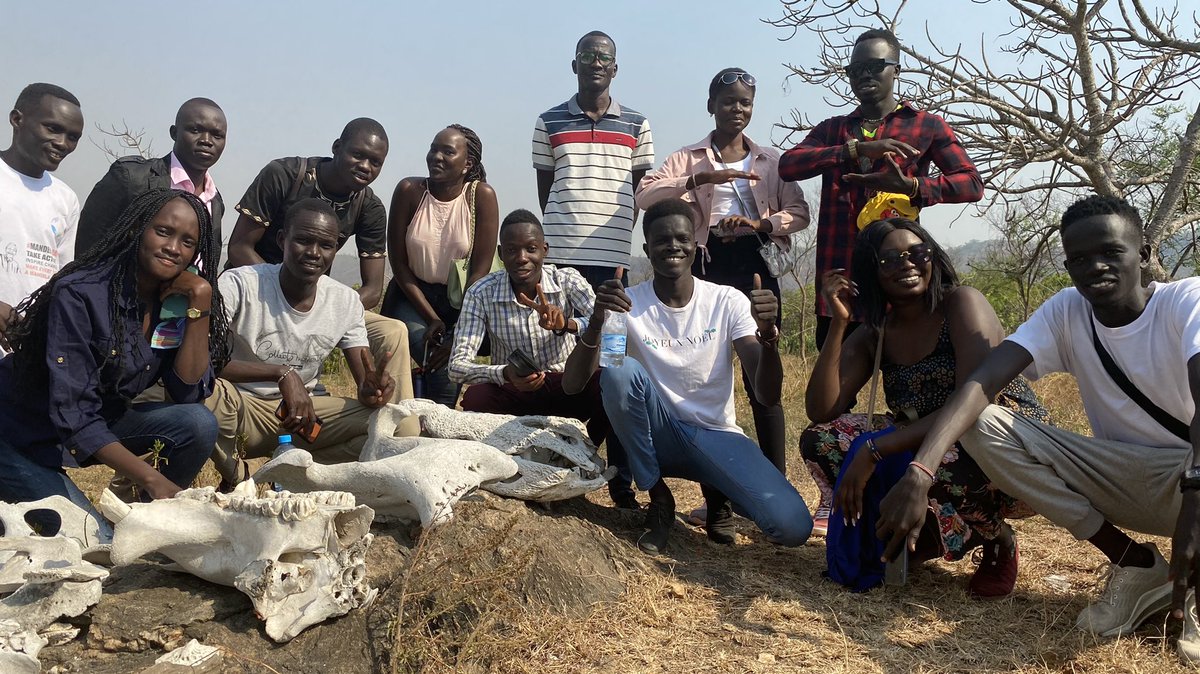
[{"xmin": 1090, "ymin": 316, "xmax": 1190, "ymax": 442}]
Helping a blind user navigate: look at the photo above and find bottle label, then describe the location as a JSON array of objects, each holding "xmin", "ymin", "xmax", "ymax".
[{"xmin": 600, "ymin": 334, "xmax": 626, "ymax": 354}]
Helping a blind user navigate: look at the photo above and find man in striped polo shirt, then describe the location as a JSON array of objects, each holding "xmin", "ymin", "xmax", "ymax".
[{"xmin": 532, "ymin": 30, "xmax": 655, "ymax": 286}]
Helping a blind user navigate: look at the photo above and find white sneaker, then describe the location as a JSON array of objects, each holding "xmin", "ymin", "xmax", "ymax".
[
  {"xmin": 1178, "ymin": 591, "xmax": 1200, "ymax": 662},
  {"xmin": 1075, "ymin": 543, "xmax": 1172, "ymax": 637}
]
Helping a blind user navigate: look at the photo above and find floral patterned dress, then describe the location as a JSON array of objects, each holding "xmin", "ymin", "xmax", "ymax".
[{"xmin": 802, "ymin": 321, "xmax": 1050, "ymax": 560}]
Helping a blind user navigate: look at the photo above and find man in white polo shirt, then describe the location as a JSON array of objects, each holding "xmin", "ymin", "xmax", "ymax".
[
  {"xmin": 533, "ymin": 29, "xmax": 654, "ymax": 286},
  {"xmin": 533, "ymin": 30, "xmax": 654, "ymax": 509},
  {"xmin": 0, "ymin": 83, "xmax": 83, "ymax": 350}
]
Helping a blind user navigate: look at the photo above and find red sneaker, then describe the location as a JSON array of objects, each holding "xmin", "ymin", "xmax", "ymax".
[{"xmin": 969, "ymin": 534, "xmax": 1019, "ymax": 599}]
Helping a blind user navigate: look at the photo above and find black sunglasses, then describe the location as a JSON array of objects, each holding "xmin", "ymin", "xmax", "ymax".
[
  {"xmin": 878, "ymin": 243, "xmax": 932, "ymax": 272},
  {"xmin": 843, "ymin": 58, "xmax": 899, "ymax": 79},
  {"xmin": 576, "ymin": 51, "xmax": 615, "ymax": 66},
  {"xmin": 715, "ymin": 71, "xmax": 756, "ymax": 87}
]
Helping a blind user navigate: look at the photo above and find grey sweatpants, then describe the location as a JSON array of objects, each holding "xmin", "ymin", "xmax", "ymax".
[{"xmin": 962, "ymin": 405, "xmax": 1189, "ymax": 540}]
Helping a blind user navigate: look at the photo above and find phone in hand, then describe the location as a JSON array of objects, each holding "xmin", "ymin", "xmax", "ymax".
[
  {"xmin": 885, "ymin": 547, "xmax": 909, "ymax": 587},
  {"xmin": 275, "ymin": 400, "xmax": 323, "ymax": 443},
  {"xmin": 506, "ymin": 348, "xmax": 540, "ymax": 378}
]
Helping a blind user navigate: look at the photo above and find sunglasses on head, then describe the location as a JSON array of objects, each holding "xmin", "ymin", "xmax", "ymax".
[
  {"xmin": 877, "ymin": 243, "xmax": 932, "ymax": 272},
  {"xmin": 576, "ymin": 50, "xmax": 615, "ymax": 66},
  {"xmin": 715, "ymin": 71, "xmax": 756, "ymax": 87},
  {"xmin": 843, "ymin": 58, "xmax": 899, "ymax": 79}
]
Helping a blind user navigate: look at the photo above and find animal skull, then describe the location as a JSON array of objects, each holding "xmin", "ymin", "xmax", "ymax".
[
  {"xmin": 0, "ymin": 620, "xmax": 44, "ymax": 674},
  {"xmin": 0, "ymin": 496, "xmax": 106, "ymax": 549},
  {"xmin": 99, "ymin": 481, "xmax": 376, "ymax": 642},
  {"xmin": 382, "ymin": 400, "xmax": 616, "ymax": 501},
  {"xmin": 255, "ymin": 440, "xmax": 518, "ymax": 528}
]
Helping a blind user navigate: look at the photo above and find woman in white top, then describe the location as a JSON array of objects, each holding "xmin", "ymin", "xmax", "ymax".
[
  {"xmin": 635, "ymin": 68, "xmax": 810, "ymax": 519},
  {"xmin": 382, "ymin": 125, "xmax": 499, "ymax": 407}
]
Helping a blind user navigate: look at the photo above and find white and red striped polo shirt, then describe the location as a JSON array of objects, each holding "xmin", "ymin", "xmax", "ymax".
[{"xmin": 532, "ymin": 95, "xmax": 654, "ymax": 269}]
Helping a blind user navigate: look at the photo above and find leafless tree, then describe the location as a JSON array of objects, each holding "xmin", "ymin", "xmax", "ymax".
[
  {"xmin": 90, "ymin": 121, "xmax": 153, "ymax": 162},
  {"xmin": 766, "ymin": 0, "xmax": 1200, "ymax": 281},
  {"xmin": 969, "ymin": 194, "xmax": 1068, "ymax": 323}
]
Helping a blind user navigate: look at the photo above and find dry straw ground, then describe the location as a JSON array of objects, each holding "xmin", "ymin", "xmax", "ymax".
[{"xmin": 69, "ymin": 354, "xmax": 1190, "ymax": 673}]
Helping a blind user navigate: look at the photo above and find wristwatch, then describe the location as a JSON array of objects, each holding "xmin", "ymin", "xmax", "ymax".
[
  {"xmin": 1181, "ymin": 466, "xmax": 1200, "ymax": 492},
  {"xmin": 186, "ymin": 307, "xmax": 211, "ymax": 319}
]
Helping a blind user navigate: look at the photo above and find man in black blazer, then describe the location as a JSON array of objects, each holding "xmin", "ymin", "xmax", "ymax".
[{"xmin": 76, "ymin": 98, "xmax": 227, "ymax": 262}]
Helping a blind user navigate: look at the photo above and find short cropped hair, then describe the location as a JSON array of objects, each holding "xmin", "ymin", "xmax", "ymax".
[
  {"xmin": 500, "ymin": 208, "xmax": 544, "ymax": 236},
  {"xmin": 708, "ymin": 67, "xmax": 755, "ymax": 100},
  {"xmin": 643, "ymin": 198, "xmax": 696, "ymax": 236},
  {"xmin": 1060, "ymin": 195, "xmax": 1143, "ymax": 235},
  {"xmin": 339, "ymin": 117, "xmax": 388, "ymax": 145},
  {"xmin": 855, "ymin": 28, "xmax": 901, "ymax": 59},
  {"xmin": 14, "ymin": 83, "xmax": 80, "ymax": 113},
  {"xmin": 576, "ymin": 30, "xmax": 615, "ymax": 53},
  {"xmin": 283, "ymin": 198, "xmax": 338, "ymax": 231}
]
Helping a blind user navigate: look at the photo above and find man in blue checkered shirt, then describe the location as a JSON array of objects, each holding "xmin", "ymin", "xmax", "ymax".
[{"xmin": 448, "ymin": 209, "xmax": 616, "ymax": 460}]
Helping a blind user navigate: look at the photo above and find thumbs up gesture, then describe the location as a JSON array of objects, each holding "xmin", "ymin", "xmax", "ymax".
[{"xmin": 749, "ymin": 273, "xmax": 779, "ymax": 338}]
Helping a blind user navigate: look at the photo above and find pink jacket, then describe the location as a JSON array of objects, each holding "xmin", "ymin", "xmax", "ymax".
[{"xmin": 634, "ymin": 132, "xmax": 810, "ymax": 250}]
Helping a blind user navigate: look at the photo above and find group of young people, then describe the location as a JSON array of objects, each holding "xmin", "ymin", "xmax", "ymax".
[{"xmin": 3, "ymin": 25, "xmax": 1200, "ymax": 661}]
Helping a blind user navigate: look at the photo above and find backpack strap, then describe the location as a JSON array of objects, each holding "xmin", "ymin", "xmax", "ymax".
[
  {"xmin": 1090, "ymin": 314, "xmax": 1190, "ymax": 442},
  {"xmin": 286, "ymin": 157, "xmax": 309, "ymax": 205}
]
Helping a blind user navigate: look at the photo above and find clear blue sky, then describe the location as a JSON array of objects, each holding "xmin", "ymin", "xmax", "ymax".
[{"xmin": 2, "ymin": 0, "xmax": 1028, "ymax": 265}]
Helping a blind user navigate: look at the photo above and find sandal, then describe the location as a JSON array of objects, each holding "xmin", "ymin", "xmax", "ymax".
[{"xmin": 969, "ymin": 531, "xmax": 1019, "ymax": 599}]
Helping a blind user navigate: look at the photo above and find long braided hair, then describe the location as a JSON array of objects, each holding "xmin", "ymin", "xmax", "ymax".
[
  {"xmin": 446, "ymin": 123, "xmax": 487, "ymax": 183},
  {"xmin": 9, "ymin": 188, "xmax": 231, "ymax": 395}
]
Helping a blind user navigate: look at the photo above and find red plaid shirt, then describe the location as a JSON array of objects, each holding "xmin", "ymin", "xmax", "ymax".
[{"xmin": 778, "ymin": 103, "xmax": 982, "ymax": 316}]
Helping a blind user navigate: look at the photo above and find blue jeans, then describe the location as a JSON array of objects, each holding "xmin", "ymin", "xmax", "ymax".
[
  {"xmin": 601, "ymin": 359, "xmax": 813, "ymax": 546},
  {"xmin": 381, "ymin": 280, "xmax": 461, "ymax": 408},
  {"xmin": 0, "ymin": 403, "xmax": 217, "ymax": 541}
]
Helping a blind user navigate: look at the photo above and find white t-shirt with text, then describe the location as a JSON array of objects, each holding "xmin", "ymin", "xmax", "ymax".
[
  {"xmin": 625, "ymin": 279, "xmax": 757, "ymax": 433},
  {"xmin": 1006, "ymin": 278, "xmax": 1200, "ymax": 450},
  {"xmin": 218, "ymin": 264, "xmax": 368, "ymax": 398},
  {"xmin": 0, "ymin": 160, "xmax": 79, "ymax": 309}
]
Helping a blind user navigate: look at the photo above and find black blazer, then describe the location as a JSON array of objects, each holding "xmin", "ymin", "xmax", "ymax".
[{"xmin": 76, "ymin": 154, "xmax": 225, "ymax": 263}]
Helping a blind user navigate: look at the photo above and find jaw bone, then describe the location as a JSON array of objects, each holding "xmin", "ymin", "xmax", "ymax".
[
  {"xmin": 255, "ymin": 440, "xmax": 518, "ymax": 528},
  {"xmin": 99, "ymin": 481, "xmax": 376, "ymax": 642},
  {"xmin": 379, "ymin": 400, "xmax": 615, "ymax": 501}
]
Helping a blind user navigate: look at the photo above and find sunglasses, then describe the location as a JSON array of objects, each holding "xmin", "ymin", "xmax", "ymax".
[
  {"xmin": 715, "ymin": 71, "xmax": 757, "ymax": 87},
  {"xmin": 843, "ymin": 58, "xmax": 899, "ymax": 79},
  {"xmin": 878, "ymin": 243, "xmax": 932, "ymax": 272},
  {"xmin": 576, "ymin": 51, "xmax": 615, "ymax": 66}
]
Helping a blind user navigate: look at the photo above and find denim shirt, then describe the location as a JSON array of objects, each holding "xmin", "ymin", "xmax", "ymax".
[{"xmin": 0, "ymin": 264, "xmax": 214, "ymax": 468}]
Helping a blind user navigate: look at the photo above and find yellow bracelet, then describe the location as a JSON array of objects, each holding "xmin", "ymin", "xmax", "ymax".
[{"xmin": 909, "ymin": 177, "xmax": 920, "ymax": 199}]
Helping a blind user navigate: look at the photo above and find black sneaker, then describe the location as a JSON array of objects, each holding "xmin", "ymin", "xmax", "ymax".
[
  {"xmin": 637, "ymin": 499, "xmax": 675, "ymax": 554},
  {"xmin": 706, "ymin": 500, "xmax": 736, "ymax": 545}
]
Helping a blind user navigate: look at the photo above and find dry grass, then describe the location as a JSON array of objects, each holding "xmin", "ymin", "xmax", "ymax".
[{"xmin": 66, "ymin": 355, "xmax": 1192, "ymax": 673}]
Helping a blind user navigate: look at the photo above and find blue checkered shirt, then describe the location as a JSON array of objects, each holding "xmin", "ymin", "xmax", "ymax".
[{"xmin": 448, "ymin": 265, "xmax": 595, "ymax": 385}]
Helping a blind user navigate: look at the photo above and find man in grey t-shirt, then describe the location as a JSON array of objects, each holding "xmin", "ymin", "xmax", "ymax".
[{"xmin": 203, "ymin": 199, "xmax": 417, "ymax": 488}]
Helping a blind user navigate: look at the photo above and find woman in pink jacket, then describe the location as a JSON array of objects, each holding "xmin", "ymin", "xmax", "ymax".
[{"xmin": 635, "ymin": 67, "xmax": 811, "ymax": 526}]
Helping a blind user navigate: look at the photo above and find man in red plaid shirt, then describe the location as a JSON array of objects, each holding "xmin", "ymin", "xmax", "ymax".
[{"xmin": 779, "ymin": 28, "xmax": 983, "ymax": 349}]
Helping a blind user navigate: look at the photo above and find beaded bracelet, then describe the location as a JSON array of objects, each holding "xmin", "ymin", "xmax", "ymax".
[
  {"xmin": 277, "ymin": 366, "xmax": 298, "ymax": 385},
  {"xmin": 909, "ymin": 460, "xmax": 936, "ymax": 481}
]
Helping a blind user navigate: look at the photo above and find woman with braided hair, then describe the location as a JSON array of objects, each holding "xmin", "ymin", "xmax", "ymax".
[
  {"xmin": 382, "ymin": 124, "xmax": 499, "ymax": 407},
  {"xmin": 0, "ymin": 188, "xmax": 229, "ymax": 538}
]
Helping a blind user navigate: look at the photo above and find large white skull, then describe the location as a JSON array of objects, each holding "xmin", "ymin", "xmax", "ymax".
[
  {"xmin": 0, "ymin": 496, "xmax": 106, "ymax": 548},
  {"xmin": 99, "ymin": 481, "xmax": 375, "ymax": 642},
  {"xmin": 0, "ymin": 620, "xmax": 44, "ymax": 674},
  {"xmin": 256, "ymin": 439, "xmax": 516, "ymax": 527},
  {"xmin": 383, "ymin": 400, "xmax": 616, "ymax": 501}
]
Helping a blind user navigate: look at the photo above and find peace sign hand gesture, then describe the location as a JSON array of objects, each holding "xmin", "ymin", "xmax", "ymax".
[
  {"xmin": 357, "ymin": 349, "xmax": 395, "ymax": 408},
  {"xmin": 517, "ymin": 283, "xmax": 568, "ymax": 332}
]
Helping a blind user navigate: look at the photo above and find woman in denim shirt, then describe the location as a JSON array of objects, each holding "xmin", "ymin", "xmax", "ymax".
[{"xmin": 0, "ymin": 189, "xmax": 229, "ymax": 539}]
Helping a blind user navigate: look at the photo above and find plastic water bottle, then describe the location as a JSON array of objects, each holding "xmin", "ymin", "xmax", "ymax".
[
  {"xmin": 270, "ymin": 434, "xmax": 296, "ymax": 493},
  {"xmin": 599, "ymin": 311, "xmax": 627, "ymax": 368}
]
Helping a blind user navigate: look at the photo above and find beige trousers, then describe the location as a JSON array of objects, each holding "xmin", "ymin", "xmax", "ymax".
[
  {"xmin": 204, "ymin": 312, "xmax": 419, "ymax": 483},
  {"xmin": 962, "ymin": 404, "xmax": 1189, "ymax": 539}
]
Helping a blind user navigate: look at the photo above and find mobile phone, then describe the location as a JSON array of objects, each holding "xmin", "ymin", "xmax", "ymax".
[
  {"xmin": 506, "ymin": 348, "xmax": 539, "ymax": 378},
  {"xmin": 885, "ymin": 547, "xmax": 909, "ymax": 587},
  {"xmin": 274, "ymin": 400, "xmax": 323, "ymax": 443}
]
